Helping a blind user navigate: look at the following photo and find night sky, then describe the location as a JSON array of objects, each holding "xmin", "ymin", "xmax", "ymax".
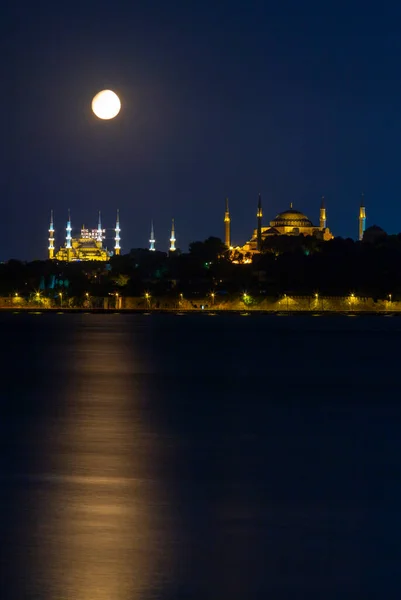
[{"xmin": 3, "ymin": 1, "xmax": 401, "ymax": 260}]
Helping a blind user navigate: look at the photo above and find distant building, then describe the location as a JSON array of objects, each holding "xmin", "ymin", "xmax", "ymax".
[
  {"xmin": 49, "ymin": 210, "xmax": 121, "ymax": 262},
  {"xmin": 231, "ymin": 196, "xmax": 334, "ymax": 259}
]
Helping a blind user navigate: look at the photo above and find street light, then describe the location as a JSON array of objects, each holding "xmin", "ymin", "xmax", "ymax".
[
  {"xmin": 59, "ymin": 292, "xmax": 63, "ymax": 307},
  {"xmin": 211, "ymin": 292, "xmax": 215, "ymax": 305}
]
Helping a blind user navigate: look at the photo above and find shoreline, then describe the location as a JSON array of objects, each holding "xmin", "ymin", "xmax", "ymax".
[{"xmin": 0, "ymin": 308, "xmax": 400, "ymax": 316}]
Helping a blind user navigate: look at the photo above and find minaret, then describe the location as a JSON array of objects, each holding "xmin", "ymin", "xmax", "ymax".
[
  {"xmin": 169, "ymin": 219, "xmax": 176, "ymax": 252},
  {"xmin": 224, "ymin": 198, "xmax": 231, "ymax": 248},
  {"xmin": 257, "ymin": 193, "xmax": 263, "ymax": 252},
  {"xmin": 66, "ymin": 209, "xmax": 72, "ymax": 261},
  {"xmin": 48, "ymin": 210, "xmax": 55, "ymax": 260},
  {"xmin": 114, "ymin": 209, "xmax": 121, "ymax": 255},
  {"xmin": 96, "ymin": 211, "xmax": 103, "ymax": 243},
  {"xmin": 149, "ymin": 221, "xmax": 156, "ymax": 251},
  {"xmin": 359, "ymin": 193, "xmax": 366, "ymax": 241},
  {"xmin": 320, "ymin": 196, "xmax": 327, "ymax": 229}
]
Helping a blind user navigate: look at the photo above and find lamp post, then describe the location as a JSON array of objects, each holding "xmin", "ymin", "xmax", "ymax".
[
  {"xmin": 211, "ymin": 292, "xmax": 215, "ymax": 306},
  {"xmin": 59, "ymin": 292, "xmax": 63, "ymax": 308},
  {"xmin": 145, "ymin": 292, "xmax": 151, "ymax": 309}
]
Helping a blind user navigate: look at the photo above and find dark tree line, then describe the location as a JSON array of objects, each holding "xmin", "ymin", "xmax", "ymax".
[{"xmin": 1, "ymin": 227, "xmax": 400, "ymax": 300}]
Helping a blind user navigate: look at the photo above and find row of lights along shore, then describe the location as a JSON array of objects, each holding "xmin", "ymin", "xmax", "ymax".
[{"xmin": 14, "ymin": 291, "xmax": 394, "ymax": 308}]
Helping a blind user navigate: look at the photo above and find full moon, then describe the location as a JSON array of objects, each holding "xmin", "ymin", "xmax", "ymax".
[{"xmin": 91, "ymin": 90, "xmax": 121, "ymax": 120}]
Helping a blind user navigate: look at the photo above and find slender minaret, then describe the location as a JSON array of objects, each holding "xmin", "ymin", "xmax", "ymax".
[
  {"xmin": 66, "ymin": 209, "xmax": 72, "ymax": 261},
  {"xmin": 96, "ymin": 211, "xmax": 103, "ymax": 243},
  {"xmin": 149, "ymin": 221, "xmax": 156, "ymax": 251},
  {"xmin": 48, "ymin": 210, "xmax": 55, "ymax": 260},
  {"xmin": 114, "ymin": 209, "xmax": 121, "ymax": 255},
  {"xmin": 359, "ymin": 193, "xmax": 366, "ymax": 241},
  {"xmin": 320, "ymin": 196, "xmax": 327, "ymax": 229},
  {"xmin": 257, "ymin": 193, "xmax": 263, "ymax": 252},
  {"xmin": 169, "ymin": 219, "xmax": 176, "ymax": 252},
  {"xmin": 224, "ymin": 198, "xmax": 231, "ymax": 248}
]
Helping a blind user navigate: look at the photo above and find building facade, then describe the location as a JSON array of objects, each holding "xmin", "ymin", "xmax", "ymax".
[
  {"xmin": 49, "ymin": 211, "xmax": 120, "ymax": 262},
  {"xmin": 233, "ymin": 197, "xmax": 333, "ymax": 257}
]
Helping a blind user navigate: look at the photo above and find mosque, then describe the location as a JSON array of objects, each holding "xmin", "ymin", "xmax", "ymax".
[
  {"xmin": 48, "ymin": 210, "xmax": 178, "ymax": 261},
  {"xmin": 224, "ymin": 195, "xmax": 368, "ymax": 257},
  {"xmin": 48, "ymin": 210, "xmax": 120, "ymax": 262}
]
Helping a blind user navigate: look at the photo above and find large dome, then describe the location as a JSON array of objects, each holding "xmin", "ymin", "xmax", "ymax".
[{"xmin": 271, "ymin": 208, "xmax": 313, "ymax": 228}]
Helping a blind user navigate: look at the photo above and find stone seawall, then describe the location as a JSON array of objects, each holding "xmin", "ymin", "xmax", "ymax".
[
  {"xmin": 0, "ymin": 295, "xmax": 398, "ymax": 312},
  {"xmin": 122, "ymin": 295, "xmax": 397, "ymax": 312}
]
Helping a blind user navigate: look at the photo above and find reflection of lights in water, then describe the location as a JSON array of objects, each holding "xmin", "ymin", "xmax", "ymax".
[{"xmin": 33, "ymin": 319, "xmax": 176, "ymax": 600}]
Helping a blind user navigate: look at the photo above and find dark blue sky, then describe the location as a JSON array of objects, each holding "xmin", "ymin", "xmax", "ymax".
[{"xmin": 3, "ymin": 0, "xmax": 401, "ymax": 259}]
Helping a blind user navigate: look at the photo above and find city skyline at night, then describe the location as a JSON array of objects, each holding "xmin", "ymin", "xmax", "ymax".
[{"xmin": 3, "ymin": 1, "xmax": 401, "ymax": 260}]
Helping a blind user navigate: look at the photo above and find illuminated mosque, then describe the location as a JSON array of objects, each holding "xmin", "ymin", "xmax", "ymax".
[
  {"xmin": 48, "ymin": 210, "xmax": 178, "ymax": 261},
  {"xmin": 48, "ymin": 210, "xmax": 121, "ymax": 261},
  {"xmin": 224, "ymin": 194, "xmax": 368, "ymax": 257}
]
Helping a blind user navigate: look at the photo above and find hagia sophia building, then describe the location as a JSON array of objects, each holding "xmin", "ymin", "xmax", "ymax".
[
  {"xmin": 224, "ymin": 194, "xmax": 368, "ymax": 259},
  {"xmin": 47, "ymin": 195, "xmax": 367, "ymax": 262}
]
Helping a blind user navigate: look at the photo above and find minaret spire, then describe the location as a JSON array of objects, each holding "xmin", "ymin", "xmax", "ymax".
[
  {"xmin": 257, "ymin": 193, "xmax": 263, "ymax": 252},
  {"xmin": 149, "ymin": 220, "xmax": 156, "ymax": 251},
  {"xmin": 359, "ymin": 193, "xmax": 366, "ymax": 241},
  {"xmin": 66, "ymin": 209, "xmax": 72, "ymax": 261},
  {"xmin": 114, "ymin": 209, "xmax": 121, "ymax": 255},
  {"xmin": 320, "ymin": 196, "xmax": 327, "ymax": 229},
  {"xmin": 96, "ymin": 210, "xmax": 103, "ymax": 243},
  {"xmin": 48, "ymin": 209, "xmax": 55, "ymax": 260},
  {"xmin": 169, "ymin": 218, "xmax": 176, "ymax": 252},
  {"xmin": 224, "ymin": 198, "xmax": 231, "ymax": 248}
]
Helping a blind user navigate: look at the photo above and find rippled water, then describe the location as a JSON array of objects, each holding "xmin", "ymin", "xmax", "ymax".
[{"xmin": 1, "ymin": 313, "xmax": 401, "ymax": 599}]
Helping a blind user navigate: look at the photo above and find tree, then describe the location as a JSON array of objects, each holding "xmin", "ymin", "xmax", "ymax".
[{"xmin": 188, "ymin": 237, "xmax": 227, "ymax": 264}]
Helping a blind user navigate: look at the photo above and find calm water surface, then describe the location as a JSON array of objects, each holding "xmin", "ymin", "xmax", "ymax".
[{"xmin": 1, "ymin": 313, "xmax": 401, "ymax": 598}]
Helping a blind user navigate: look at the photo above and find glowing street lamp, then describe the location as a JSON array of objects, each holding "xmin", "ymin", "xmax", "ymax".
[
  {"xmin": 211, "ymin": 292, "xmax": 215, "ymax": 305},
  {"xmin": 59, "ymin": 292, "xmax": 63, "ymax": 307}
]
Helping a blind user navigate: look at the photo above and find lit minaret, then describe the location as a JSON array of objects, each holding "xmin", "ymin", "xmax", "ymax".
[
  {"xmin": 48, "ymin": 209, "xmax": 55, "ymax": 260},
  {"xmin": 66, "ymin": 209, "xmax": 72, "ymax": 261},
  {"xmin": 224, "ymin": 198, "xmax": 231, "ymax": 248},
  {"xmin": 169, "ymin": 218, "xmax": 176, "ymax": 252},
  {"xmin": 359, "ymin": 193, "xmax": 366, "ymax": 241},
  {"xmin": 257, "ymin": 193, "xmax": 263, "ymax": 252},
  {"xmin": 96, "ymin": 211, "xmax": 103, "ymax": 242},
  {"xmin": 320, "ymin": 196, "xmax": 327, "ymax": 229},
  {"xmin": 114, "ymin": 209, "xmax": 121, "ymax": 255},
  {"xmin": 149, "ymin": 221, "xmax": 156, "ymax": 251}
]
